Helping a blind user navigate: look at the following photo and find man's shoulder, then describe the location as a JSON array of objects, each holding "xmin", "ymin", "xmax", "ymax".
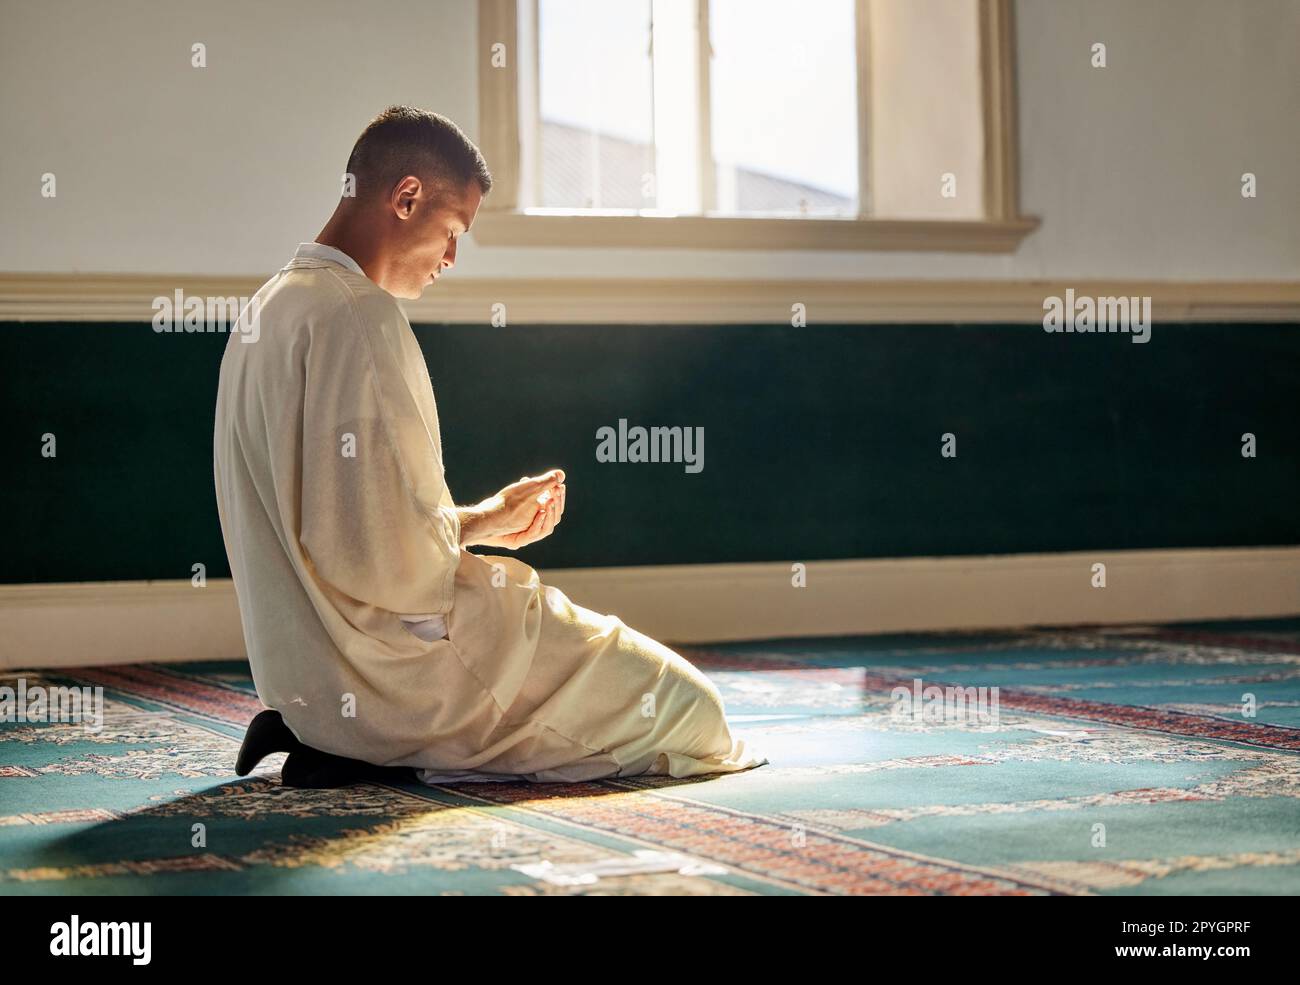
[{"xmin": 262, "ymin": 263, "xmax": 405, "ymax": 330}]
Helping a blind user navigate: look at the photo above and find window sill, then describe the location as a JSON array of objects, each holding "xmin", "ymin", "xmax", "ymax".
[{"xmin": 469, "ymin": 209, "xmax": 1041, "ymax": 253}]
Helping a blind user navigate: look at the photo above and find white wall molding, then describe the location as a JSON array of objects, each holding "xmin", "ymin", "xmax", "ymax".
[
  {"xmin": 3, "ymin": 547, "xmax": 1296, "ymax": 670},
  {"xmin": 1, "ymin": 274, "xmax": 1298, "ymax": 325}
]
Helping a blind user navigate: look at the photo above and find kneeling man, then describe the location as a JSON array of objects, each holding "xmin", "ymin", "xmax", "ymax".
[{"xmin": 215, "ymin": 106, "xmax": 766, "ymax": 786}]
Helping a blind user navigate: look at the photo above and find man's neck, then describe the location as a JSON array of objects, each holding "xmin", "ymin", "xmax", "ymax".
[{"xmin": 315, "ymin": 208, "xmax": 391, "ymax": 291}]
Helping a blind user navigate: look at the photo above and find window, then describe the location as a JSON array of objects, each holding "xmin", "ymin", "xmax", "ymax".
[
  {"xmin": 530, "ymin": 0, "xmax": 858, "ymax": 218},
  {"xmin": 477, "ymin": 0, "xmax": 1037, "ymax": 251}
]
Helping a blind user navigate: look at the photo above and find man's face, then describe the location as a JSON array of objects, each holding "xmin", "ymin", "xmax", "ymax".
[{"xmin": 391, "ymin": 178, "xmax": 484, "ymax": 299}]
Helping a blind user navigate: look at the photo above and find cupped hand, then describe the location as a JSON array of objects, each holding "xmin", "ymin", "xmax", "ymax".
[{"xmin": 475, "ymin": 469, "xmax": 566, "ymax": 549}]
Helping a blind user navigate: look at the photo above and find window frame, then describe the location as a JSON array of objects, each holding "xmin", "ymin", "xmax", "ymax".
[{"xmin": 474, "ymin": 0, "xmax": 1038, "ymax": 252}]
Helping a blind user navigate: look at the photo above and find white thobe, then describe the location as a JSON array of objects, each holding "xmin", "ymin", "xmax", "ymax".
[{"xmin": 213, "ymin": 243, "xmax": 767, "ymax": 783}]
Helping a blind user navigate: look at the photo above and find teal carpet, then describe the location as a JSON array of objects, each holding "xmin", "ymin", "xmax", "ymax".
[{"xmin": 3, "ymin": 619, "xmax": 1298, "ymax": 895}]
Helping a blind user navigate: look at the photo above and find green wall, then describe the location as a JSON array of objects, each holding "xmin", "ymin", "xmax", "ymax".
[{"xmin": 1, "ymin": 320, "xmax": 1296, "ymax": 583}]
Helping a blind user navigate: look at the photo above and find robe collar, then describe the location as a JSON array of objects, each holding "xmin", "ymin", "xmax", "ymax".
[{"xmin": 293, "ymin": 241, "xmax": 365, "ymax": 277}]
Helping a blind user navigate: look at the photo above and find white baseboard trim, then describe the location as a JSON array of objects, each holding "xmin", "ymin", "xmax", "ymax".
[{"xmin": 1, "ymin": 547, "xmax": 1297, "ymax": 670}]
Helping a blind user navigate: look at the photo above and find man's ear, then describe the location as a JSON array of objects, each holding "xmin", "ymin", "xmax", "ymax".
[{"xmin": 390, "ymin": 176, "xmax": 422, "ymax": 220}]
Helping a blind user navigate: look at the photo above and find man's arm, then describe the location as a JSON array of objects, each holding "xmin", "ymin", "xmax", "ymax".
[
  {"xmin": 454, "ymin": 502, "xmax": 497, "ymax": 547},
  {"xmin": 297, "ymin": 296, "xmax": 461, "ymax": 615}
]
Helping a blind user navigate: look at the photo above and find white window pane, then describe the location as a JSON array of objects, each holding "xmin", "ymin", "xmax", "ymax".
[
  {"xmin": 709, "ymin": 0, "xmax": 859, "ymax": 216},
  {"xmin": 538, "ymin": 0, "xmax": 655, "ymax": 210}
]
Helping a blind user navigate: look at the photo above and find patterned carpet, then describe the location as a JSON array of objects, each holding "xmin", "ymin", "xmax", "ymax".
[{"xmin": 3, "ymin": 619, "xmax": 1299, "ymax": 895}]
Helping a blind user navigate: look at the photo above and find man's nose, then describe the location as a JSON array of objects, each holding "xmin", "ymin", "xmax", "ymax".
[{"xmin": 442, "ymin": 241, "xmax": 457, "ymax": 269}]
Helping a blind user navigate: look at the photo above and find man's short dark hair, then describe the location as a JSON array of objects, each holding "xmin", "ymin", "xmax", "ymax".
[{"xmin": 346, "ymin": 105, "xmax": 492, "ymax": 200}]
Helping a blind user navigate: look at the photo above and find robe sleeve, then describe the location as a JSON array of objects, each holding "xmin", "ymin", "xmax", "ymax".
[{"xmin": 296, "ymin": 291, "xmax": 461, "ymax": 616}]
